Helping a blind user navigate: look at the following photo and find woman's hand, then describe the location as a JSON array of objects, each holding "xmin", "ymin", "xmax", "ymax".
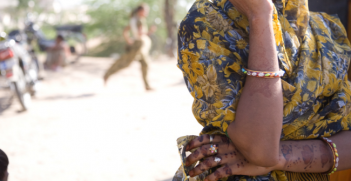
[
  {"xmin": 228, "ymin": 0, "xmax": 273, "ymax": 20},
  {"xmin": 186, "ymin": 135, "xmax": 275, "ymax": 180}
]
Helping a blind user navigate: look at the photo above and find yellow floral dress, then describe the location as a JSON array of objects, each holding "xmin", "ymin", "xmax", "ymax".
[{"xmin": 174, "ymin": 0, "xmax": 351, "ymax": 180}]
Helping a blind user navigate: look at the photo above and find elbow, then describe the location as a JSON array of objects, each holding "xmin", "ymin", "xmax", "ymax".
[
  {"xmin": 244, "ymin": 147, "xmax": 280, "ymax": 167},
  {"xmin": 231, "ymin": 134, "xmax": 281, "ymax": 167}
]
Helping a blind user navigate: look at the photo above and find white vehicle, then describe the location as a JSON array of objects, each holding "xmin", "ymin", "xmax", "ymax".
[{"xmin": 0, "ymin": 32, "xmax": 39, "ymax": 111}]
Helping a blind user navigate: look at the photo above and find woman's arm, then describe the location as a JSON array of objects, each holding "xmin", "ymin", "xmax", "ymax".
[
  {"xmin": 275, "ymin": 131, "xmax": 351, "ymax": 173},
  {"xmin": 227, "ymin": 0, "xmax": 283, "ymax": 167},
  {"xmin": 123, "ymin": 25, "xmax": 133, "ymax": 45},
  {"xmin": 186, "ymin": 132, "xmax": 351, "ymax": 180}
]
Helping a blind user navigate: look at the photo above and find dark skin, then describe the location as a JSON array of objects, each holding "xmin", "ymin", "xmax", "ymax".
[
  {"xmin": 186, "ymin": 132, "xmax": 351, "ymax": 181},
  {"xmin": 225, "ymin": 0, "xmax": 282, "ymax": 167},
  {"xmin": 320, "ymin": 144, "xmax": 330, "ymax": 168},
  {"xmin": 184, "ymin": 0, "xmax": 351, "ymax": 180},
  {"xmin": 2, "ymin": 170, "xmax": 8, "ymax": 181}
]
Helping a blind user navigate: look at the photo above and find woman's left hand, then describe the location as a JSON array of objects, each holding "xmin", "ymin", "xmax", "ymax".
[{"xmin": 185, "ymin": 134, "xmax": 276, "ymax": 181}]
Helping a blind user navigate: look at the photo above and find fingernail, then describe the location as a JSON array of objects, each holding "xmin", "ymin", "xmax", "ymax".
[{"xmin": 189, "ymin": 170, "xmax": 194, "ymax": 177}]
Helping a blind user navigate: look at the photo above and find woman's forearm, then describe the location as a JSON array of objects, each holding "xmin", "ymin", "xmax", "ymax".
[
  {"xmin": 275, "ymin": 140, "xmax": 333, "ymax": 173},
  {"xmin": 227, "ymin": 15, "xmax": 283, "ymax": 167},
  {"xmin": 274, "ymin": 131, "xmax": 351, "ymax": 173}
]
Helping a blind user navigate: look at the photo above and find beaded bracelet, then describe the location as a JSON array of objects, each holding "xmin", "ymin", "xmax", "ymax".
[
  {"xmin": 242, "ymin": 68, "xmax": 285, "ymax": 78},
  {"xmin": 321, "ymin": 137, "xmax": 339, "ymax": 175}
]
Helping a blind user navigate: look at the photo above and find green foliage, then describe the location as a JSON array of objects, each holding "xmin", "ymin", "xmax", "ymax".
[
  {"xmin": 15, "ymin": 0, "xmax": 50, "ymax": 17},
  {"xmin": 40, "ymin": 24, "xmax": 57, "ymax": 40},
  {"xmin": 83, "ymin": 0, "xmax": 192, "ymax": 56},
  {"xmin": 85, "ymin": 0, "xmax": 166, "ymax": 40}
]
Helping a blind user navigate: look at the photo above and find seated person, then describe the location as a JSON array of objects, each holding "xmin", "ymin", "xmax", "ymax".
[{"xmin": 44, "ymin": 35, "xmax": 70, "ymax": 71}]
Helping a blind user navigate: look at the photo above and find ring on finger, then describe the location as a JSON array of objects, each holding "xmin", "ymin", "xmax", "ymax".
[
  {"xmin": 209, "ymin": 135, "xmax": 214, "ymax": 143},
  {"xmin": 214, "ymin": 157, "xmax": 221, "ymax": 163},
  {"xmin": 209, "ymin": 144, "xmax": 218, "ymax": 153}
]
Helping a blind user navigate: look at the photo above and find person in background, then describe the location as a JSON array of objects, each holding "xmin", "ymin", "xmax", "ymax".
[
  {"xmin": 44, "ymin": 35, "xmax": 70, "ymax": 71},
  {"xmin": 103, "ymin": 3, "xmax": 156, "ymax": 91},
  {"xmin": 0, "ymin": 149, "xmax": 9, "ymax": 181}
]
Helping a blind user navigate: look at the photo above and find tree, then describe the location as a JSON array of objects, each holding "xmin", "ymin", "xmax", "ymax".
[{"xmin": 164, "ymin": 0, "xmax": 177, "ymax": 57}]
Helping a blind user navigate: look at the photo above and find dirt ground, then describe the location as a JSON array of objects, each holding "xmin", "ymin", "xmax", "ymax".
[{"xmin": 0, "ymin": 56, "xmax": 202, "ymax": 181}]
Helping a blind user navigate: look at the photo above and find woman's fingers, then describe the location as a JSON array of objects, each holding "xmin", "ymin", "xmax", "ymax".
[
  {"xmin": 189, "ymin": 151, "xmax": 240, "ymax": 177},
  {"xmin": 189, "ymin": 156, "xmax": 222, "ymax": 177},
  {"xmin": 186, "ymin": 144, "xmax": 218, "ymax": 166},
  {"xmin": 186, "ymin": 134, "xmax": 230, "ymax": 151},
  {"xmin": 186, "ymin": 143, "xmax": 235, "ymax": 166},
  {"xmin": 205, "ymin": 164, "xmax": 234, "ymax": 181}
]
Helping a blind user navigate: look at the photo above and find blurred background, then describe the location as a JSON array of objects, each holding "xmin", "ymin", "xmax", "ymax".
[
  {"xmin": 0, "ymin": 0, "xmax": 194, "ymax": 57},
  {"xmin": 0, "ymin": 0, "xmax": 203, "ymax": 180}
]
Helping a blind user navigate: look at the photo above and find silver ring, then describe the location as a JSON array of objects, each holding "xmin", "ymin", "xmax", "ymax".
[
  {"xmin": 209, "ymin": 135, "xmax": 213, "ymax": 143},
  {"xmin": 214, "ymin": 157, "xmax": 221, "ymax": 163}
]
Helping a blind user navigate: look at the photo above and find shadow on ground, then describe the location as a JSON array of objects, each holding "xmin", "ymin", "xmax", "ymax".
[
  {"xmin": 160, "ymin": 178, "xmax": 172, "ymax": 181},
  {"xmin": 0, "ymin": 95, "xmax": 14, "ymax": 115},
  {"xmin": 39, "ymin": 93, "xmax": 96, "ymax": 101}
]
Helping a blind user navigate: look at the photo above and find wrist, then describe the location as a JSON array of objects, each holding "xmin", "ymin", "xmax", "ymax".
[
  {"xmin": 249, "ymin": 14, "xmax": 272, "ymax": 26},
  {"xmin": 248, "ymin": 5, "xmax": 273, "ymax": 23},
  {"xmin": 270, "ymin": 143, "xmax": 290, "ymax": 171}
]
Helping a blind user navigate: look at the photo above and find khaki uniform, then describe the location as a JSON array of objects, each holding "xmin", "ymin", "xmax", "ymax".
[{"xmin": 104, "ymin": 16, "xmax": 151, "ymax": 89}]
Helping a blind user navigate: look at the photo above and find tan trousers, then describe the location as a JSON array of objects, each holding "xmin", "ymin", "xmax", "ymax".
[{"xmin": 104, "ymin": 37, "xmax": 151, "ymax": 89}]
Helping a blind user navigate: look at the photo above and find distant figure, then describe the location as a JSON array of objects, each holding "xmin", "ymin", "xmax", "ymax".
[
  {"xmin": 103, "ymin": 3, "xmax": 156, "ymax": 90},
  {"xmin": 44, "ymin": 35, "xmax": 70, "ymax": 71},
  {"xmin": 0, "ymin": 149, "xmax": 9, "ymax": 181}
]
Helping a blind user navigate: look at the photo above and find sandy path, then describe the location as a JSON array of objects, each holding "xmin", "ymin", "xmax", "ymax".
[{"xmin": 0, "ymin": 56, "xmax": 202, "ymax": 181}]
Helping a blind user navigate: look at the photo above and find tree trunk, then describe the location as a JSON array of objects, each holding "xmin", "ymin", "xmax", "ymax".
[{"xmin": 164, "ymin": 0, "xmax": 177, "ymax": 57}]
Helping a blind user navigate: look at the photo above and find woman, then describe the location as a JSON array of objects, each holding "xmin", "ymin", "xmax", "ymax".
[
  {"xmin": 103, "ymin": 4, "xmax": 155, "ymax": 90},
  {"xmin": 174, "ymin": 0, "xmax": 351, "ymax": 180}
]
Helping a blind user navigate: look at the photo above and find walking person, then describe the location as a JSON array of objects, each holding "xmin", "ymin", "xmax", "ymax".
[{"xmin": 103, "ymin": 3, "xmax": 156, "ymax": 91}]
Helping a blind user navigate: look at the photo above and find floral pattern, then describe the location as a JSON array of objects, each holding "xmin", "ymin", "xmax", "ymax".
[{"xmin": 175, "ymin": 0, "xmax": 351, "ymax": 180}]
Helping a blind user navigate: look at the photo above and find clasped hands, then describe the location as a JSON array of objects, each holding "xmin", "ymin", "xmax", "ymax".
[{"xmin": 185, "ymin": 134, "xmax": 275, "ymax": 181}]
